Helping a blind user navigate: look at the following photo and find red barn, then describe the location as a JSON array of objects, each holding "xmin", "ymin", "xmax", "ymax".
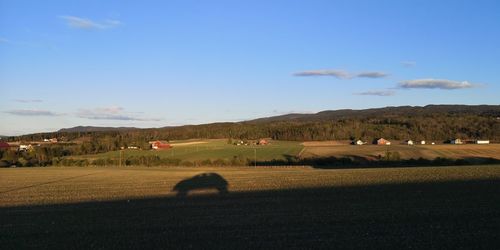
[
  {"xmin": 150, "ymin": 141, "xmax": 171, "ymax": 150},
  {"xmin": 258, "ymin": 139, "xmax": 269, "ymax": 145}
]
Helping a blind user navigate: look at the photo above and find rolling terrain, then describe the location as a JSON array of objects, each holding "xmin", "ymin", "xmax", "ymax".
[
  {"xmin": 10, "ymin": 104, "xmax": 500, "ymax": 143},
  {"xmin": 66, "ymin": 140, "xmax": 500, "ymax": 167}
]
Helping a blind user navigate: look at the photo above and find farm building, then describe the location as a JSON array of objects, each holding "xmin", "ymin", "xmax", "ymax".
[
  {"xmin": 420, "ymin": 140, "xmax": 426, "ymax": 145},
  {"xmin": 258, "ymin": 139, "xmax": 269, "ymax": 145},
  {"xmin": 476, "ymin": 140, "xmax": 490, "ymax": 144},
  {"xmin": 405, "ymin": 140, "xmax": 414, "ymax": 145},
  {"xmin": 376, "ymin": 138, "xmax": 391, "ymax": 145},
  {"xmin": 354, "ymin": 140, "xmax": 364, "ymax": 145},
  {"xmin": 19, "ymin": 144, "xmax": 33, "ymax": 151},
  {"xmin": 149, "ymin": 141, "xmax": 171, "ymax": 150},
  {"xmin": 450, "ymin": 139, "xmax": 463, "ymax": 144}
]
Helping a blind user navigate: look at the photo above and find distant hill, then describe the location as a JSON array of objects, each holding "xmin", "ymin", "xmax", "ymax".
[
  {"xmin": 12, "ymin": 105, "xmax": 500, "ymax": 145},
  {"xmin": 247, "ymin": 105, "xmax": 500, "ymax": 123},
  {"xmin": 58, "ymin": 126, "xmax": 139, "ymax": 133}
]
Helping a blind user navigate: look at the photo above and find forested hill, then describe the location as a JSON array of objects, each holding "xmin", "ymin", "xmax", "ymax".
[
  {"xmin": 247, "ymin": 105, "xmax": 500, "ymax": 123},
  {"xmin": 58, "ymin": 126, "xmax": 139, "ymax": 133},
  {"xmin": 10, "ymin": 105, "xmax": 500, "ymax": 149}
]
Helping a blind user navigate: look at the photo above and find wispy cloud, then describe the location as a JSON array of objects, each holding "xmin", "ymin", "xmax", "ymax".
[
  {"xmin": 399, "ymin": 79, "xmax": 477, "ymax": 90},
  {"xmin": 294, "ymin": 69, "xmax": 351, "ymax": 79},
  {"xmin": 294, "ymin": 69, "xmax": 388, "ymax": 79},
  {"xmin": 59, "ymin": 16, "xmax": 121, "ymax": 30},
  {"xmin": 77, "ymin": 106, "xmax": 160, "ymax": 121},
  {"xmin": 356, "ymin": 72, "xmax": 389, "ymax": 78},
  {"xmin": 13, "ymin": 99, "xmax": 43, "ymax": 103},
  {"xmin": 5, "ymin": 109, "xmax": 62, "ymax": 116},
  {"xmin": 354, "ymin": 90, "xmax": 396, "ymax": 96},
  {"xmin": 0, "ymin": 38, "xmax": 10, "ymax": 44},
  {"xmin": 401, "ymin": 61, "xmax": 416, "ymax": 67}
]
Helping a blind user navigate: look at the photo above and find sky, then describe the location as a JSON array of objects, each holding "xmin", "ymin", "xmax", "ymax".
[{"xmin": 1, "ymin": 0, "xmax": 499, "ymax": 136}]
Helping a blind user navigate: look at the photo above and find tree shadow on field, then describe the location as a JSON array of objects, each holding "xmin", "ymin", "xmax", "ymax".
[{"xmin": 173, "ymin": 172, "xmax": 229, "ymax": 197}]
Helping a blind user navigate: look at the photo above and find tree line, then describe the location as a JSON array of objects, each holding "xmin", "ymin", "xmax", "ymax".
[{"xmin": 1, "ymin": 106, "xmax": 499, "ymax": 167}]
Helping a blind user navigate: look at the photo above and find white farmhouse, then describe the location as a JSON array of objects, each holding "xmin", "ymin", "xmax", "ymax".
[{"xmin": 19, "ymin": 144, "xmax": 32, "ymax": 151}]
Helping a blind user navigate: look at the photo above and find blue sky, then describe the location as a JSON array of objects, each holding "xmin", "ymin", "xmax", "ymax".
[{"xmin": 1, "ymin": 0, "xmax": 499, "ymax": 135}]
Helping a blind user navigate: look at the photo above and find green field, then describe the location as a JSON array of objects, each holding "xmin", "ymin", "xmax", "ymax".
[
  {"xmin": 1, "ymin": 166, "xmax": 499, "ymax": 248},
  {"xmin": 67, "ymin": 140, "xmax": 500, "ymax": 167},
  {"xmin": 71, "ymin": 139, "xmax": 303, "ymax": 162}
]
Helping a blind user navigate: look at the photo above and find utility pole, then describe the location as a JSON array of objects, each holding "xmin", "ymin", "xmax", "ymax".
[
  {"xmin": 119, "ymin": 150, "xmax": 123, "ymax": 167},
  {"xmin": 254, "ymin": 148, "xmax": 257, "ymax": 167}
]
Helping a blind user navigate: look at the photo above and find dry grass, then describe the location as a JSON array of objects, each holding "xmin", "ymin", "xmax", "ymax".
[
  {"xmin": 1, "ymin": 166, "xmax": 500, "ymax": 249},
  {"xmin": 301, "ymin": 140, "xmax": 351, "ymax": 147},
  {"xmin": 1, "ymin": 165, "xmax": 499, "ymax": 207},
  {"xmin": 301, "ymin": 144, "xmax": 500, "ymax": 160},
  {"xmin": 169, "ymin": 141, "xmax": 209, "ymax": 147}
]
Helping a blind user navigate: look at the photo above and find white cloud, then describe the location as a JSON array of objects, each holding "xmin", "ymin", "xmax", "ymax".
[
  {"xmin": 294, "ymin": 69, "xmax": 388, "ymax": 79},
  {"xmin": 5, "ymin": 109, "xmax": 62, "ymax": 116},
  {"xmin": 356, "ymin": 72, "xmax": 388, "ymax": 78},
  {"xmin": 294, "ymin": 69, "xmax": 351, "ymax": 79},
  {"xmin": 399, "ymin": 79, "xmax": 477, "ymax": 90},
  {"xmin": 354, "ymin": 90, "xmax": 396, "ymax": 96},
  {"xmin": 77, "ymin": 106, "xmax": 160, "ymax": 121},
  {"xmin": 59, "ymin": 16, "xmax": 121, "ymax": 30}
]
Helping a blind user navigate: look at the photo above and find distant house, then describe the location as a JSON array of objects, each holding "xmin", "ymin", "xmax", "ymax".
[
  {"xmin": 376, "ymin": 138, "xmax": 391, "ymax": 145},
  {"xmin": 127, "ymin": 146, "xmax": 139, "ymax": 149},
  {"xmin": 405, "ymin": 140, "xmax": 414, "ymax": 145},
  {"xmin": 0, "ymin": 141, "xmax": 10, "ymax": 150},
  {"xmin": 49, "ymin": 138, "xmax": 58, "ymax": 143},
  {"xmin": 258, "ymin": 139, "xmax": 269, "ymax": 145},
  {"xmin": 354, "ymin": 140, "xmax": 364, "ymax": 145},
  {"xmin": 420, "ymin": 140, "xmax": 426, "ymax": 145},
  {"xmin": 450, "ymin": 139, "xmax": 463, "ymax": 144},
  {"xmin": 476, "ymin": 140, "xmax": 490, "ymax": 144},
  {"xmin": 149, "ymin": 141, "xmax": 171, "ymax": 150},
  {"xmin": 19, "ymin": 144, "xmax": 33, "ymax": 151}
]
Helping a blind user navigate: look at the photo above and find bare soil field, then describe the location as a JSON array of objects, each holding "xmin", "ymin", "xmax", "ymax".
[
  {"xmin": 301, "ymin": 144, "xmax": 500, "ymax": 160},
  {"xmin": 1, "ymin": 166, "xmax": 499, "ymax": 249}
]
